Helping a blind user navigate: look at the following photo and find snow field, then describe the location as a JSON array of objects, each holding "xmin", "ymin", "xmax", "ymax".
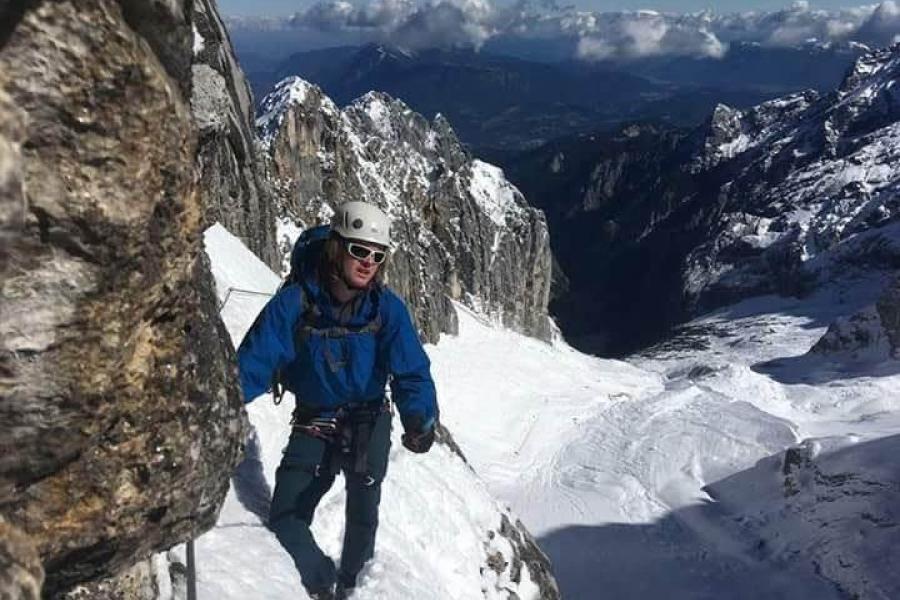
[{"xmin": 430, "ymin": 272, "xmax": 900, "ymax": 598}]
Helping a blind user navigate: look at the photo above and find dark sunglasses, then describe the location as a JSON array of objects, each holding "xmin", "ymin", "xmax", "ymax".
[{"xmin": 345, "ymin": 241, "xmax": 387, "ymax": 264}]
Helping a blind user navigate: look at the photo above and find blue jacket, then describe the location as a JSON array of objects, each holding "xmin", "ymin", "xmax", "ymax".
[{"xmin": 236, "ymin": 238, "xmax": 438, "ymax": 429}]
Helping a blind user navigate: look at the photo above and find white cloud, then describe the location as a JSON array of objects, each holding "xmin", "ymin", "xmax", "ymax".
[
  {"xmin": 290, "ymin": 0, "xmax": 500, "ymax": 49},
  {"xmin": 575, "ymin": 12, "xmax": 727, "ymax": 60},
  {"xmin": 269, "ymin": 0, "xmax": 900, "ymax": 58}
]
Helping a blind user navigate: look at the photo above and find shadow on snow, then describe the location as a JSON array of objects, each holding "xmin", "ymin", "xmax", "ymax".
[
  {"xmin": 231, "ymin": 425, "xmax": 273, "ymax": 525},
  {"xmin": 537, "ymin": 434, "xmax": 900, "ymax": 600}
]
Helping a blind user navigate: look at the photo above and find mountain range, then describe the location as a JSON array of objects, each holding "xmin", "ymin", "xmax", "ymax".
[
  {"xmin": 502, "ymin": 43, "xmax": 900, "ymax": 356},
  {"xmin": 242, "ymin": 42, "xmax": 864, "ymax": 152}
]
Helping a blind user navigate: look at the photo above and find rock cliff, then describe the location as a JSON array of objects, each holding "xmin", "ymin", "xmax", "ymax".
[
  {"xmin": 0, "ymin": 1, "xmax": 245, "ymax": 595},
  {"xmin": 191, "ymin": 0, "xmax": 280, "ymax": 269}
]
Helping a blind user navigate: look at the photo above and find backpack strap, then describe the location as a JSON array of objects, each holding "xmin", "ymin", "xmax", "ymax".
[{"xmin": 277, "ymin": 284, "xmax": 385, "ymax": 402}]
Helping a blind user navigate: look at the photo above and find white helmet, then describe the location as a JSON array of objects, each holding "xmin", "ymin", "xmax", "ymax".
[{"xmin": 331, "ymin": 201, "xmax": 391, "ymax": 247}]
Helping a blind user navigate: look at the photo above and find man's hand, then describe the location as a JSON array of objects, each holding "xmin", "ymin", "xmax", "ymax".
[
  {"xmin": 402, "ymin": 427, "xmax": 435, "ymax": 453},
  {"xmin": 401, "ymin": 415, "xmax": 436, "ymax": 454}
]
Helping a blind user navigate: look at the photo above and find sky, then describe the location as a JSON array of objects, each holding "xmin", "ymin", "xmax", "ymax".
[{"xmin": 219, "ymin": 0, "xmax": 862, "ymax": 17}]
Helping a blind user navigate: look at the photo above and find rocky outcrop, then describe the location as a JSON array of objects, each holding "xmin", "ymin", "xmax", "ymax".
[
  {"xmin": 257, "ymin": 79, "xmax": 554, "ymax": 342},
  {"xmin": 495, "ymin": 514, "xmax": 561, "ymax": 600},
  {"xmin": 191, "ymin": 0, "xmax": 280, "ymax": 269},
  {"xmin": 0, "ymin": 1, "xmax": 245, "ymax": 595},
  {"xmin": 62, "ymin": 559, "xmax": 158, "ymax": 600},
  {"xmin": 710, "ymin": 436, "xmax": 900, "ymax": 600},
  {"xmin": 436, "ymin": 426, "xmax": 560, "ymax": 598},
  {"xmin": 811, "ymin": 275, "xmax": 900, "ymax": 359}
]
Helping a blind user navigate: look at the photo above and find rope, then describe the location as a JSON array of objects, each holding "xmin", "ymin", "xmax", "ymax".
[{"xmin": 218, "ymin": 287, "xmax": 275, "ymax": 310}]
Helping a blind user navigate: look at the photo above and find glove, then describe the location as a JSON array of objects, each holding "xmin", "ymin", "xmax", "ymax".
[{"xmin": 401, "ymin": 415, "xmax": 436, "ymax": 454}]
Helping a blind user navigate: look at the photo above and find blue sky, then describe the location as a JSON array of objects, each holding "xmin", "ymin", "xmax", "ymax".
[{"xmin": 219, "ymin": 0, "xmax": 858, "ymax": 17}]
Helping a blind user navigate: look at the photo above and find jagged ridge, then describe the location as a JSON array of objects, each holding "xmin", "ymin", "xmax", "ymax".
[{"xmin": 256, "ymin": 76, "xmax": 554, "ymax": 343}]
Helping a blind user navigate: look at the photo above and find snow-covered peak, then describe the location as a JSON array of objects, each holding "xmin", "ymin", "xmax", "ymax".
[
  {"xmin": 345, "ymin": 91, "xmax": 411, "ymax": 141},
  {"xmin": 837, "ymin": 42, "xmax": 900, "ymax": 97},
  {"xmin": 682, "ymin": 43, "xmax": 900, "ymax": 313},
  {"xmin": 469, "ymin": 160, "xmax": 528, "ymax": 227},
  {"xmin": 825, "ymin": 42, "xmax": 900, "ymax": 138},
  {"xmin": 692, "ymin": 91, "xmax": 819, "ymax": 171},
  {"xmin": 255, "ymin": 76, "xmax": 338, "ymax": 147}
]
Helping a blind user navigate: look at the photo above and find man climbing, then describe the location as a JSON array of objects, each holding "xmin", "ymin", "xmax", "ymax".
[{"xmin": 236, "ymin": 201, "xmax": 439, "ymax": 599}]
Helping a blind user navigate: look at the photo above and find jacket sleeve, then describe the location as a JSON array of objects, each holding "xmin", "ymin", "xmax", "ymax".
[
  {"xmin": 381, "ymin": 294, "xmax": 438, "ymax": 430},
  {"xmin": 236, "ymin": 285, "xmax": 302, "ymax": 403}
]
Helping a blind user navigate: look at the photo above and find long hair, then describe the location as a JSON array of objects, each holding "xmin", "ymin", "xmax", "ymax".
[{"xmin": 318, "ymin": 234, "xmax": 386, "ymax": 286}]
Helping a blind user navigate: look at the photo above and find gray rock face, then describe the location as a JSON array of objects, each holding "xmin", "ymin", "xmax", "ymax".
[
  {"xmin": 0, "ymin": 1, "xmax": 245, "ymax": 595},
  {"xmin": 684, "ymin": 44, "xmax": 900, "ymax": 311},
  {"xmin": 62, "ymin": 559, "xmax": 158, "ymax": 600},
  {"xmin": 496, "ymin": 514, "xmax": 561, "ymax": 600},
  {"xmin": 191, "ymin": 0, "xmax": 280, "ymax": 270},
  {"xmin": 257, "ymin": 79, "xmax": 554, "ymax": 342}
]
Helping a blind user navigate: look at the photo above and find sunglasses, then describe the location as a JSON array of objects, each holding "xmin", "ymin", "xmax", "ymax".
[{"xmin": 345, "ymin": 241, "xmax": 387, "ymax": 264}]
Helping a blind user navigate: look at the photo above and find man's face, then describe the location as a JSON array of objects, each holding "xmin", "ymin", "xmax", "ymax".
[{"xmin": 341, "ymin": 239, "xmax": 386, "ymax": 288}]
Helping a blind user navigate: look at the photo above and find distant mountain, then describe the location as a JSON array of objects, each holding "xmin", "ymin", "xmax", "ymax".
[
  {"xmin": 247, "ymin": 44, "xmax": 661, "ymax": 150},
  {"xmin": 595, "ymin": 41, "xmax": 867, "ymax": 94},
  {"xmin": 503, "ymin": 44, "xmax": 900, "ymax": 356},
  {"xmin": 245, "ymin": 44, "xmax": 783, "ymax": 152},
  {"xmin": 242, "ymin": 42, "xmax": 863, "ymax": 153}
]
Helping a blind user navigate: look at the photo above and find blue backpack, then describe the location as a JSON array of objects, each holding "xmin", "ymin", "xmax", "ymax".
[{"xmin": 285, "ymin": 224, "xmax": 331, "ymax": 287}]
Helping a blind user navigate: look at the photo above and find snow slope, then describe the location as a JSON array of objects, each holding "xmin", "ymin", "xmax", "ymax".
[
  {"xmin": 193, "ymin": 222, "xmax": 899, "ymax": 599},
  {"xmin": 436, "ymin": 270, "xmax": 900, "ymax": 599}
]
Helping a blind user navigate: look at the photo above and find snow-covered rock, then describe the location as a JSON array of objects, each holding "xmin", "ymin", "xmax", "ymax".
[
  {"xmin": 256, "ymin": 78, "xmax": 553, "ymax": 343},
  {"xmin": 685, "ymin": 44, "xmax": 900, "ymax": 310},
  {"xmin": 708, "ymin": 435, "xmax": 900, "ymax": 600},
  {"xmin": 811, "ymin": 274, "xmax": 900, "ymax": 359}
]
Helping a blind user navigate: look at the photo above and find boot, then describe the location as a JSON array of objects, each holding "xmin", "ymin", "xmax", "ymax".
[
  {"xmin": 335, "ymin": 582, "xmax": 353, "ymax": 599},
  {"xmin": 308, "ymin": 586, "xmax": 336, "ymax": 600}
]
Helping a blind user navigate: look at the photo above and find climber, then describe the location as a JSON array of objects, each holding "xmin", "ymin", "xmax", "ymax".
[{"xmin": 236, "ymin": 201, "xmax": 439, "ymax": 600}]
